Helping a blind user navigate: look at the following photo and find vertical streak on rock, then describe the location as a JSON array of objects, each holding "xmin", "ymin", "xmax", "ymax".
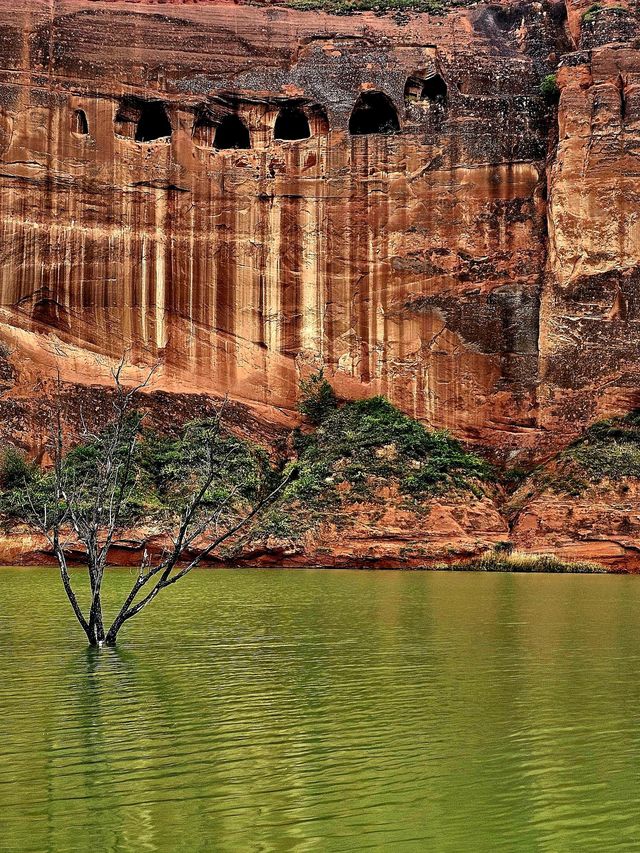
[
  {"xmin": 300, "ymin": 146, "xmax": 318, "ymax": 356},
  {"xmin": 154, "ymin": 190, "xmax": 166, "ymax": 352},
  {"xmin": 265, "ymin": 182, "xmax": 280, "ymax": 356},
  {"xmin": 281, "ymin": 146, "xmax": 302, "ymax": 358}
]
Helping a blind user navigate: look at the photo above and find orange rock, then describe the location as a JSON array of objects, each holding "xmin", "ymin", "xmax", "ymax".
[{"xmin": 0, "ymin": 0, "xmax": 638, "ymax": 566}]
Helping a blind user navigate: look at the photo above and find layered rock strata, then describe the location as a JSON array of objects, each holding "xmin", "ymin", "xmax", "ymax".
[
  {"xmin": 0, "ymin": 0, "xmax": 639, "ymax": 566},
  {"xmin": 0, "ymin": 0, "xmax": 565, "ymax": 457}
]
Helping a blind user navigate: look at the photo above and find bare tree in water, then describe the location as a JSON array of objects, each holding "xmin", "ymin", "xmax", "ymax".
[{"xmin": 26, "ymin": 361, "xmax": 291, "ymax": 646}]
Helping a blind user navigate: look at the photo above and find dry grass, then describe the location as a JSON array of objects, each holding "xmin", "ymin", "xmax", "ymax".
[{"xmin": 435, "ymin": 549, "xmax": 608, "ymax": 574}]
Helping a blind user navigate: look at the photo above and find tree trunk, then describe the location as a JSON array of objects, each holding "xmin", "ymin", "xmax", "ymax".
[
  {"xmin": 87, "ymin": 594, "xmax": 105, "ymax": 646},
  {"xmin": 104, "ymin": 618, "xmax": 122, "ymax": 646},
  {"xmin": 85, "ymin": 624, "xmax": 105, "ymax": 646}
]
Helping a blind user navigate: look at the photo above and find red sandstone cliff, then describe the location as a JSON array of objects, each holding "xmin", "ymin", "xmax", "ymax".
[
  {"xmin": 0, "ymin": 0, "xmax": 562, "ymax": 454},
  {"xmin": 0, "ymin": 0, "xmax": 639, "ymax": 567}
]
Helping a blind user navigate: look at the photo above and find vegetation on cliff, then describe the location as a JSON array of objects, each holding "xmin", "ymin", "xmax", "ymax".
[
  {"xmin": 284, "ymin": 0, "xmax": 445, "ymax": 16},
  {"xmin": 514, "ymin": 411, "xmax": 640, "ymax": 500},
  {"xmin": 581, "ymin": 3, "xmax": 629, "ymax": 23},
  {"xmin": 499, "ymin": 410, "xmax": 640, "ymax": 562},
  {"xmin": 540, "ymin": 74, "xmax": 559, "ymax": 104},
  {"xmin": 1, "ymin": 370, "xmax": 621, "ymax": 580},
  {"xmin": 0, "ymin": 373, "xmax": 494, "ymax": 552},
  {"xmin": 0, "ymin": 418, "xmax": 272, "ymax": 527},
  {"xmin": 292, "ymin": 394, "xmax": 491, "ymax": 500},
  {"xmin": 258, "ymin": 379, "xmax": 493, "ymax": 540}
]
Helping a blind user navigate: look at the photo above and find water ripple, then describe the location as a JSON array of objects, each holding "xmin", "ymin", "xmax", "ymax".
[{"xmin": 2, "ymin": 568, "xmax": 640, "ymax": 852}]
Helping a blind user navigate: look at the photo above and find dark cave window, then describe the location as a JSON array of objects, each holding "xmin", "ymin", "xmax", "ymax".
[
  {"xmin": 135, "ymin": 102, "xmax": 172, "ymax": 143},
  {"xmin": 349, "ymin": 92, "xmax": 400, "ymax": 136},
  {"xmin": 404, "ymin": 73, "xmax": 448, "ymax": 106},
  {"xmin": 72, "ymin": 109, "xmax": 89, "ymax": 136},
  {"xmin": 214, "ymin": 114, "xmax": 251, "ymax": 150},
  {"xmin": 274, "ymin": 105, "xmax": 311, "ymax": 141}
]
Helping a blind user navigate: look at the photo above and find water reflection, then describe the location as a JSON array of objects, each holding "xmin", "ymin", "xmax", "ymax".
[{"xmin": 1, "ymin": 569, "xmax": 640, "ymax": 851}]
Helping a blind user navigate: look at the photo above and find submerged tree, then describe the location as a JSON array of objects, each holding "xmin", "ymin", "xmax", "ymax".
[{"xmin": 23, "ymin": 362, "xmax": 291, "ymax": 646}]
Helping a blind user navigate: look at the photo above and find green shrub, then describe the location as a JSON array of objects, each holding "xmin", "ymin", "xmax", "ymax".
[
  {"xmin": 298, "ymin": 369, "xmax": 337, "ymax": 425},
  {"xmin": 0, "ymin": 447, "xmax": 34, "ymax": 490},
  {"xmin": 525, "ymin": 409, "xmax": 640, "ymax": 499},
  {"xmin": 0, "ymin": 417, "xmax": 273, "ymax": 527},
  {"xmin": 582, "ymin": 3, "xmax": 602, "ymax": 21},
  {"xmin": 540, "ymin": 74, "xmax": 559, "ymax": 103},
  {"xmin": 291, "ymin": 395, "xmax": 492, "ymax": 502},
  {"xmin": 285, "ymin": 0, "xmax": 444, "ymax": 15}
]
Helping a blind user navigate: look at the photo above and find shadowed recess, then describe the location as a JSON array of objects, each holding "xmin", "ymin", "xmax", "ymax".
[
  {"xmin": 72, "ymin": 109, "xmax": 89, "ymax": 135},
  {"xmin": 214, "ymin": 113, "xmax": 251, "ymax": 149},
  {"xmin": 135, "ymin": 102, "xmax": 172, "ymax": 143},
  {"xmin": 114, "ymin": 98, "xmax": 172, "ymax": 143},
  {"xmin": 274, "ymin": 105, "xmax": 311, "ymax": 140},
  {"xmin": 405, "ymin": 72, "xmax": 448, "ymax": 105},
  {"xmin": 349, "ymin": 91, "xmax": 400, "ymax": 135}
]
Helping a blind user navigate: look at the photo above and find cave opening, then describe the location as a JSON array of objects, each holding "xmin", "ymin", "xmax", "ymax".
[
  {"xmin": 274, "ymin": 105, "xmax": 311, "ymax": 140},
  {"xmin": 73, "ymin": 109, "xmax": 89, "ymax": 136},
  {"xmin": 214, "ymin": 114, "xmax": 251, "ymax": 149},
  {"xmin": 135, "ymin": 102, "xmax": 172, "ymax": 143},
  {"xmin": 404, "ymin": 73, "xmax": 448, "ymax": 106},
  {"xmin": 349, "ymin": 92, "xmax": 400, "ymax": 136}
]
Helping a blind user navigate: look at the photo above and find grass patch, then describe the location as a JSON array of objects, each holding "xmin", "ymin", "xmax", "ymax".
[
  {"xmin": 284, "ymin": 0, "xmax": 444, "ymax": 15},
  {"xmin": 437, "ymin": 549, "xmax": 607, "ymax": 573}
]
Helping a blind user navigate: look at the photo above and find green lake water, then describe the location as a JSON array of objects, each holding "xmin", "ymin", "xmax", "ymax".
[{"xmin": 1, "ymin": 568, "xmax": 640, "ymax": 852}]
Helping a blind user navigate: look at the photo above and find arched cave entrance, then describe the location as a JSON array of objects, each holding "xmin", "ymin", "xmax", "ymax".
[
  {"xmin": 135, "ymin": 102, "xmax": 172, "ymax": 143},
  {"xmin": 349, "ymin": 91, "xmax": 400, "ymax": 136},
  {"xmin": 73, "ymin": 109, "xmax": 89, "ymax": 136},
  {"xmin": 214, "ymin": 114, "xmax": 251, "ymax": 149},
  {"xmin": 404, "ymin": 73, "xmax": 448, "ymax": 106},
  {"xmin": 115, "ymin": 99, "xmax": 172, "ymax": 143},
  {"xmin": 274, "ymin": 105, "xmax": 311, "ymax": 140}
]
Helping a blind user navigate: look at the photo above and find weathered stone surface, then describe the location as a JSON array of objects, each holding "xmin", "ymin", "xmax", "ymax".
[
  {"xmin": 2, "ymin": 0, "xmax": 640, "ymax": 566},
  {"xmin": 541, "ymin": 37, "xmax": 640, "ymax": 450},
  {"xmin": 509, "ymin": 477, "xmax": 640, "ymax": 571},
  {"xmin": 0, "ymin": 0, "xmax": 566, "ymax": 460}
]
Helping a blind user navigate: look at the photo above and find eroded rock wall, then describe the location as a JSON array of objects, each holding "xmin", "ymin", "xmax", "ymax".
[
  {"xmin": 542, "ymin": 22, "xmax": 640, "ymax": 447},
  {"xmin": 0, "ymin": 0, "xmax": 639, "ymax": 469},
  {"xmin": 0, "ymin": 0, "xmax": 570, "ymax": 459}
]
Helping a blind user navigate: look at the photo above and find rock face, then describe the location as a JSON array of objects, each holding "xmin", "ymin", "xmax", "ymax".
[
  {"xmin": 2, "ymin": 0, "xmax": 640, "ymax": 566},
  {"xmin": 541, "ymin": 29, "xmax": 640, "ymax": 448},
  {"xmin": 0, "ymin": 0, "xmax": 565, "ymax": 458}
]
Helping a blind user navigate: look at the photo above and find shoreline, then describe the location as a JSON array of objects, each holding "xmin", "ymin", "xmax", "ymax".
[{"xmin": 0, "ymin": 554, "xmax": 628, "ymax": 574}]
